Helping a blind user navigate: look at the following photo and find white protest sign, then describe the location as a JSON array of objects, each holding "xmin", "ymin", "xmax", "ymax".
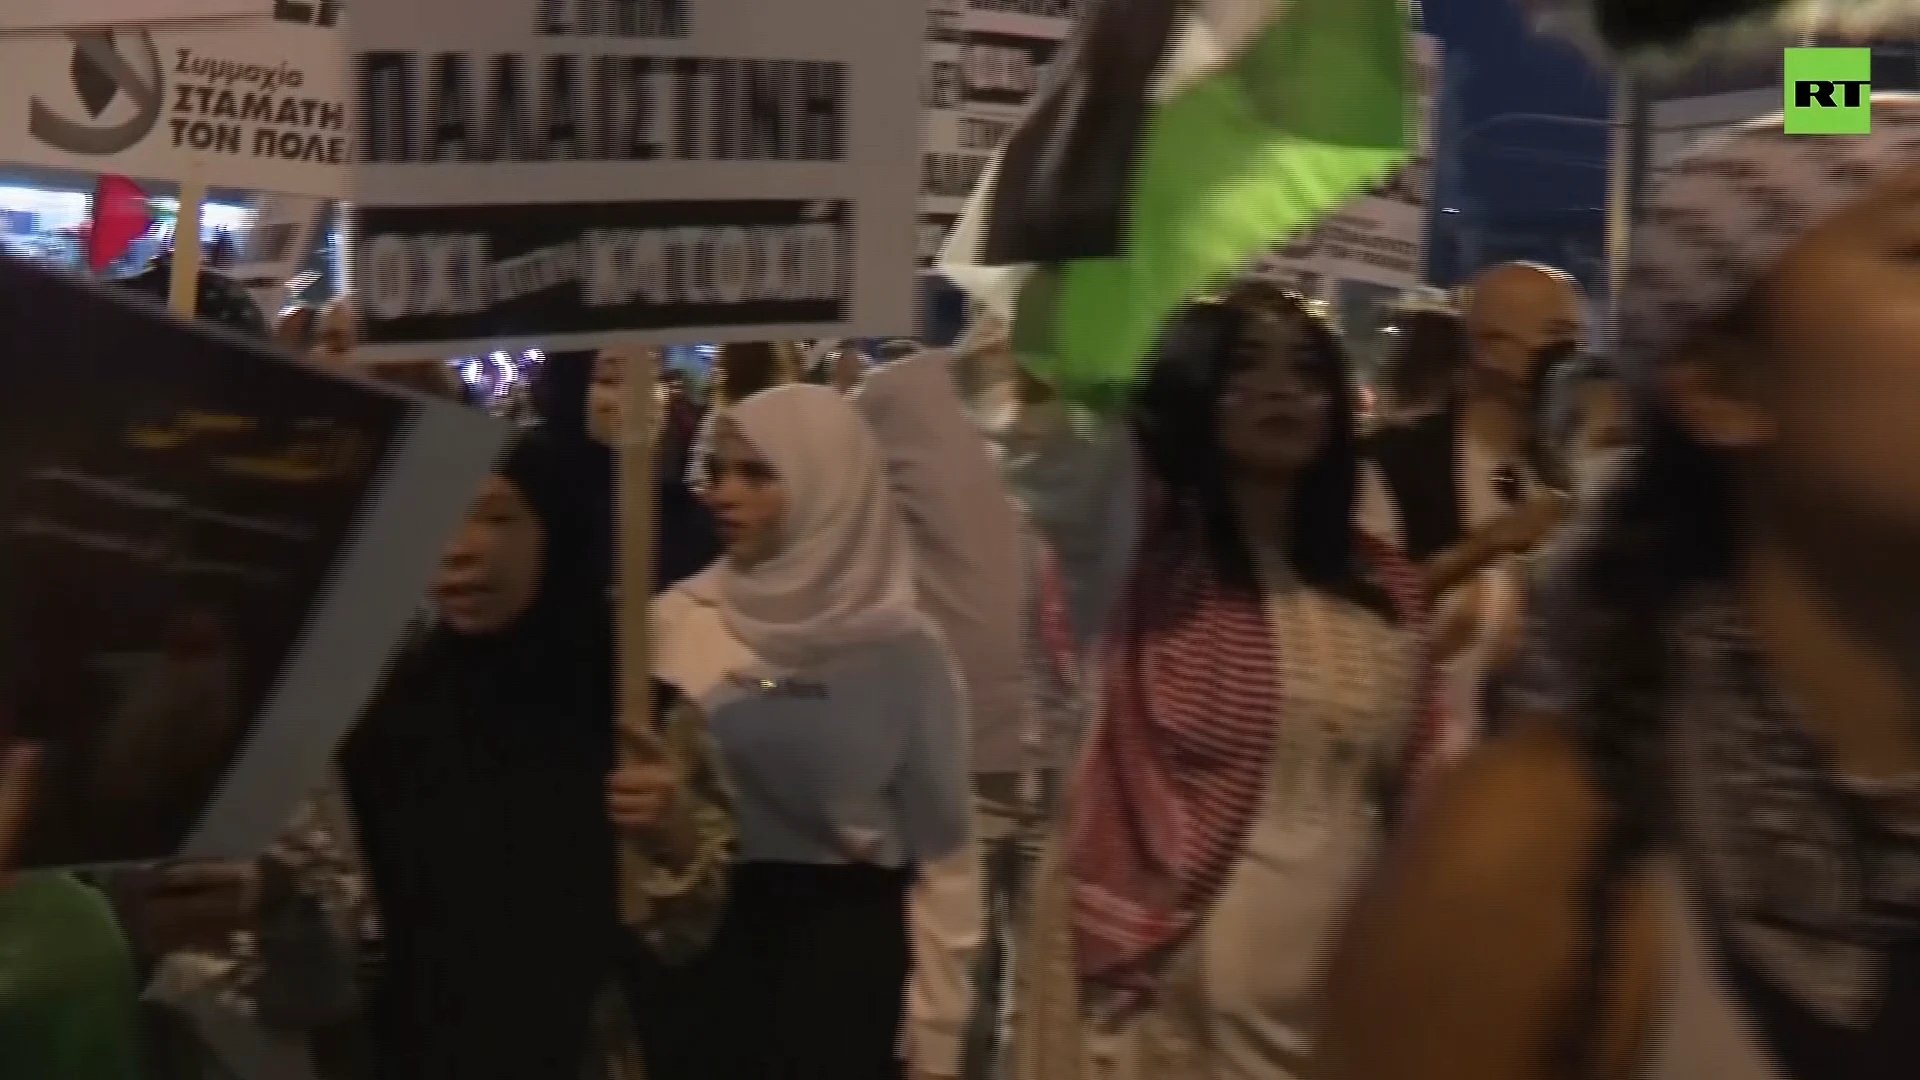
[
  {"xmin": 234, "ymin": 193, "xmax": 327, "ymax": 316},
  {"xmin": 348, "ymin": 0, "xmax": 923, "ymax": 360},
  {"xmin": 918, "ymin": 0, "xmax": 1075, "ymax": 267},
  {"xmin": 1255, "ymin": 32, "xmax": 1440, "ymax": 295},
  {"xmin": 0, "ymin": 17, "xmax": 349, "ymax": 196}
]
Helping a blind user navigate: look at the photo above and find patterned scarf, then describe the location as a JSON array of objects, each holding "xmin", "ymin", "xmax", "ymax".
[
  {"xmin": 1510, "ymin": 572, "xmax": 1920, "ymax": 1030},
  {"xmin": 1615, "ymin": 93, "xmax": 1920, "ymax": 399},
  {"xmin": 1668, "ymin": 590, "xmax": 1920, "ymax": 1029},
  {"xmin": 1065, "ymin": 485, "xmax": 1440, "ymax": 998}
]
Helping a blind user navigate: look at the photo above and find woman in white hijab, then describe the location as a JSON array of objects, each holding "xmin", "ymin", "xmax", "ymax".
[{"xmin": 643, "ymin": 384, "xmax": 973, "ymax": 1080}]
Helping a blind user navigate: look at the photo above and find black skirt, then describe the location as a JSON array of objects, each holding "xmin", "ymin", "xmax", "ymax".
[{"xmin": 623, "ymin": 861, "xmax": 912, "ymax": 1080}]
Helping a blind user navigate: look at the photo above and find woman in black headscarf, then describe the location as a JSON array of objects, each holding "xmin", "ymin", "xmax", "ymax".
[{"xmin": 341, "ymin": 432, "xmax": 621, "ymax": 1079}]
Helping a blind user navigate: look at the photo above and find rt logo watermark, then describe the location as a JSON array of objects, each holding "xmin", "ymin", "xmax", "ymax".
[{"xmin": 1785, "ymin": 47, "xmax": 1871, "ymax": 135}]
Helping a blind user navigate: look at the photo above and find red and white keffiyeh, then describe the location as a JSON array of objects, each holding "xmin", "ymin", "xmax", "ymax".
[{"xmin": 1065, "ymin": 491, "xmax": 1442, "ymax": 999}]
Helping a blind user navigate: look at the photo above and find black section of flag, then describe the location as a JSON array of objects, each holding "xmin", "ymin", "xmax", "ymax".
[
  {"xmin": 0, "ymin": 255, "xmax": 411, "ymax": 868},
  {"xmin": 353, "ymin": 198, "xmax": 852, "ymax": 346},
  {"xmin": 978, "ymin": 0, "xmax": 1179, "ymax": 266}
]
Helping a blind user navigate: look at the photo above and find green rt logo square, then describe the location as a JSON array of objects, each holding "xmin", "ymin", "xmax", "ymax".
[{"xmin": 1786, "ymin": 47, "xmax": 1872, "ymax": 134}]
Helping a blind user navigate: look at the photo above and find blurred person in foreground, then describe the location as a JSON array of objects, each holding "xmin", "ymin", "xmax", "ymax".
[
  {"xmin": 1327, "ymin": 95, "xmax": 1920, "ymax": 1080},
  {"xmin": 0, "ymin": 740, "xmax": 144, "ymax": 1080}
]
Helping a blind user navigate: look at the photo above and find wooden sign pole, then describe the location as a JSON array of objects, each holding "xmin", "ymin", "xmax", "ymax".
[
  {"xmin": 169, "ymin": 175, "xmax": 206, "ymax": 318},
  {"xmin": 613, "ymin": 344, "xmax": 663, "ymax": 924},
  {"xmin": 616, "ymin": 345, "xmax": 660, "ymax": 748}
]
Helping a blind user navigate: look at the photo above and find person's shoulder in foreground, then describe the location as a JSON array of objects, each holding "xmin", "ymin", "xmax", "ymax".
[{"xmin": 1324, "ymin": 717, "xmax": 1661, "ymax": 1080}]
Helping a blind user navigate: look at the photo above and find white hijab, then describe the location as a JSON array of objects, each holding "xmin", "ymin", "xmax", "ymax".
[{"xmin": 690, "ymin": 384, "xmax": 925, "ymax": 670}]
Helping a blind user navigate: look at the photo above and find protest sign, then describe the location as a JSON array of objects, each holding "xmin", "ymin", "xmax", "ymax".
[
  {"xmin": 0, "ymin": 253, "xmax": 505, "ymax": 869},
  {"xmin": 348, "ymin": 0, "xmax": 922, "ymax": 359},
  {"xmin": 232, "ymin": 193, "xmax": 327, "ymax": 316},
  {"xmin": 0, "ymin": 17, "xmax": 348, "ymax": 197}
]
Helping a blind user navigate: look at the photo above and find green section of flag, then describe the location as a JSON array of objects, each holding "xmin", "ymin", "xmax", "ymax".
[{"xmin": 1015, "ymin": 0, "xmax": 1413, "ymax": 410}]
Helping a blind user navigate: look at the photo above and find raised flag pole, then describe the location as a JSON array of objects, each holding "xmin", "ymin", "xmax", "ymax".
[{"xmin": 169, "ymin": 172, "xmax": 206, "ymax": 318}]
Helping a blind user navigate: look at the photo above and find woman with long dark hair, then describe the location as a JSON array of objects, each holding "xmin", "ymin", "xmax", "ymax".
[
  {"xmin": 1001, "ymin": 280, "xmax": 1442, "ymax": 1080},
  {"xmin": 1326, "ymin": 97, "xmax": 1920, "ymax": 1080}
]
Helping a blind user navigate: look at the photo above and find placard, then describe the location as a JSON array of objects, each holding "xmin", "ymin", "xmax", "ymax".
[
  {"xmin": 0, "ymin": 253, "xmax": 505, "ymax": 869},
  {"xmin": 1254, "ymin": 32, "xmax": 1440, "ymax": 295},
  {"xmin": 0, "ymin": 17, "xmax": 350, "ymax": 196},
  {"xmin": 348, "ymin": 0, "xmax": 922, "ymax": 359},
  {"xmin": 918, "ymin": 0, "xmax": 1074, "ymax": 268},
  {"xmin": 233, "ymin": 193, "xmax": 327, "ymax": 316}
]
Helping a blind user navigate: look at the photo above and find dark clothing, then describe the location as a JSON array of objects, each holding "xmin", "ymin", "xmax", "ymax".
[
  {"xmin": 1364, "ymin": 408, "xmax": 1464, "ymax": 563},
  {"xmin": 571, "ymin": 426, "xmax": 719, "ymax": 600},
  {"xmin": 341, "ymin": 434, "xmax": 620, "ymax": 1080},
  {"xmin": 624, "ymin": 861, "xmax": 912, "ymax": 1080},
  {"xmin": 655, "ymin": 414, "xmax": 721, "ymax": 592},
  {"xmin": 1717, "ymin": 931, "xmax": 1920, "ymax": 1080}
]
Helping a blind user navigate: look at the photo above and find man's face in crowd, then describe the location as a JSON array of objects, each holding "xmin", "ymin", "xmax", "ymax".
[{"xmin": 1466, "ymin": 265, "xmax": 1582, "ymax": 406}]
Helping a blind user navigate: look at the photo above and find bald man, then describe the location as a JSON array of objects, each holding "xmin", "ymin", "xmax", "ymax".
[
  {"xmin": 1367, "ymin": 262, "xmax": 1578, "ymax": 568},
  {"xmin": 1364, "ymin": 262, "xmax": 1579, "ymax": 742}
]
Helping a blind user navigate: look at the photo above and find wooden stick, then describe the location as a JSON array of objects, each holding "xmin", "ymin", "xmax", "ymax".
[
  {"xmin": 612, "ymin": 344, "xmax": 663, "ymax": 925},
  {"xmin": 616, "ymin": 345, "xmax": 661, "ymax": 751},
  {"xmin": 169, "ymin": 176, "xmax": 206, "ymax": 317}
]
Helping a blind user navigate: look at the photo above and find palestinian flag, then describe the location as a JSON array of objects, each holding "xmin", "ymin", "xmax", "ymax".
[{"xmin": 939, "ymin": 0, "xmax": 1414, "ymax": 409}]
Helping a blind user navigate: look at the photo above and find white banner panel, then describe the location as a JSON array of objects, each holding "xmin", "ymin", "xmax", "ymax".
[
  {"xmin": 348, "ymin": 0, "xmax": 923, "ymax": 358},
  {"xmin": 0, "ymin": 19, "xmax": 349, "ymax": 196}
]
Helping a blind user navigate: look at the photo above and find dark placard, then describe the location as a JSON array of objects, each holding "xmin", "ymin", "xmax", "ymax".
[
  {"xmin": 355, "ymin": 198, "xmax": 853, "ymax": 351},
  {"xmin": 0, "ymin": 255, "xmax": 417, "ymax": 867}
]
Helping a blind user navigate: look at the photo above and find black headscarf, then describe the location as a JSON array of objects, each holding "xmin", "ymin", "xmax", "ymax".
[{"xmin": 341, "ymin": 430, "xmax": 620, "ymax": 1080}]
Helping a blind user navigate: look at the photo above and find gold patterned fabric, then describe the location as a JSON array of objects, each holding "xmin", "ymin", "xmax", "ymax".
[{"xmin": 615, "ymin": 693, "xmax": 738, "ymax": 967}]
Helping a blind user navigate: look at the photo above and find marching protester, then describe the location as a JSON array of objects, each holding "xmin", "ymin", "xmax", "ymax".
[
  {"xmin": 712, "ymin": 341, "xmax": 801, "ymax": 407},
  {"xmin": 994, "ymin": 281, "xmax": 1443, "ymax": 1080},
  {"xmin": 1327, "ymin": 96, "xmax": 1920, "ymax": 1080},
  {"xmin": 1365, "ymin": 264, "xmax": 1578, "ymax": 751},
  {"xmin": 1369, "ymin": 307, "xmax": 1468, "ymax": 436},
  {"xmin": 341, "ymin": 430, "xmax": 730, "ymax": 1080},
  {"xmin": 942, "ymin": 314, "xmax": 1091, "ymax": 1080},
  {"xmin": 858, "ymin": 345, "xmax": 1039, "ymax": 1080},
  {"xmin": 808, "ymin": 340, "xmax": 876, "ymax": 392},
  {"xmin": 587, "ymin": 346, "xmax": 723, "ymax": 595},
  {"xmin": 637, "ymin": 384, "xmax": 972, "ymax": 1080}
]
